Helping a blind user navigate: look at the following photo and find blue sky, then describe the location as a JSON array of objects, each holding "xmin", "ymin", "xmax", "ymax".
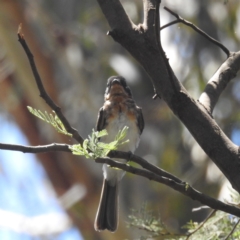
[{"xmin": 0, "ymin": 115, "xmax": 83, "ymax": 240}]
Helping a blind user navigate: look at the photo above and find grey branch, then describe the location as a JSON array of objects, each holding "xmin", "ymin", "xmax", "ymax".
[
  {"xmin": 0, "ymin": 143, "xmax": 71, "ymax": 153},
  {"xmin": 199, "ymin": 51, "xmax": 240, "ymax": 113},
  {"xmin": 96, "ymin": 157, "xmax": 240, "ymax": 218}
]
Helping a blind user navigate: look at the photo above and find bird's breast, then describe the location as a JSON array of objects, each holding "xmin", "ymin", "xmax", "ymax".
[{"xmin": 103, "ymin": 110, "xmax": 140, "ymax": 153}]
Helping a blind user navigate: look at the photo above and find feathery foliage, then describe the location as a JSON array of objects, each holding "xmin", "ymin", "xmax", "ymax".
[
  {"xmin": 27, "ymin": 106, "xmax": 72, "ymax": 136},
  {"xmin": 69, "ymin": 126, "xmax": 129, "ymax": 159}
]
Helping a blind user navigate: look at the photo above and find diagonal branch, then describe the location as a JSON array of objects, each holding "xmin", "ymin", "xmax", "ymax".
[
  {"xmin": 160, "ymin": 19, "xmax": 180, "ymax": 31},
  {"xmin": 97, "ymin": 0, "xmax": 133, "ymax": 31},
  {"xmin": 108, "ymin": 150, "xmax": 181, "ymax": 183},
  {"xmin": 199, "ymin": 51, "xmax": 240, "ymax": 113},
  {"xmin": 17, "ymin": 24, "xmax": 84, "ymax": 144},
  {"xmin": 163, "ymin": 7, "xmax": 230, "ymax": 57},
  {"xmin": 96, "ymin": 157, "xmax": 240, "ymax": 218}
]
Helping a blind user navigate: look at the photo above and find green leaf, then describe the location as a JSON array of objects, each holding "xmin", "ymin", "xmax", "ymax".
[
  {"xmin": 97, "ymin": 129, "xmax": 108, "ymax": 138},
  {"xmin": 27, "ymin": 106, "xmax": 72, "ymax": 137},
  {"xmin": 83, "ymin": 139, "xmax": 89, "ymax": 150},
  {"xmin": 69, "ymin": 127, "xmax": 129, "ymax": 159}
]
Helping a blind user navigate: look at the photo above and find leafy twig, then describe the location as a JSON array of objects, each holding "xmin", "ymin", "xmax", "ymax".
[
  {"xmin": 70, "ymin": 126, "xmax": 129, "ymax": 159},
  {"xmin": 27, "ymin": 107, "xmax": 72, "ymax": 136}
]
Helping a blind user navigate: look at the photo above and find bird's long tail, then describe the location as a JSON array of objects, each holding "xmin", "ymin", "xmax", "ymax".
[{"xmin": 94, "ymin": 179, "xmax": 119, "ymax": 232}]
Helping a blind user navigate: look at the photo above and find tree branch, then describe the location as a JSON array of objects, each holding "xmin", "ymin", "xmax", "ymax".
[
  {"xmin": 17, "ymin": 24, "xmax": 84, "ymax": 144},
  {"xmin": 0, "ymin": 142, "xmax": 71, "ymax": 153},
  {"xmin": 95, "ymin": 157, "xmax": 240, "ymax": 218},
  {"xmin": 2, "ymin": 140, "xmax": 240, "ymax": 219},
  {"xmin": 163, "ymin": 7, "xmax": 230, "ymax": 57},
  {"xmin": 143, "ymin": 0, "xmax": 156, "ymax": 35},
  {"xmin": 97, "ymin": 0, "xmax": 133, "ymax": 31},
  {"xmin": 199, "ymin": 51, "xmax": 240, "ymax": 113},
  {"xmin": 160, "ymin": 19, "xmax": 180, "ymax": 31},
  {"xmin": 0, "ymin": 142, "xmax": 183, "ymax": 184},
  {"xmin": 108, "ymin": 150, "xmax": 181, "ymax": 183},
  {"xmin": 154, "ymin": 0, "xmax": 161, "ymax": 50}
]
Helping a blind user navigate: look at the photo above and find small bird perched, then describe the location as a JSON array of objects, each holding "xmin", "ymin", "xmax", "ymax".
[{"xmin": 94, "ymin": 76, "xmax": 144, "ymax": 232}]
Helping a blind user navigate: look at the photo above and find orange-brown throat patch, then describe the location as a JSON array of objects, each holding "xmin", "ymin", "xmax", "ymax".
[{"xmin": 105, "ymin": 84, "xmax": 128, "ymax": 100}]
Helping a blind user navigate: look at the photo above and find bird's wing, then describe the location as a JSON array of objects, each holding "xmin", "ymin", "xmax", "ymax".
[
  {"xmin": 96, "ymin": 107, "xmax": 107, "ymax": 131},
  {"xmin": 137, "ymin": 107, "xmax": 144, "ymax": 134}
]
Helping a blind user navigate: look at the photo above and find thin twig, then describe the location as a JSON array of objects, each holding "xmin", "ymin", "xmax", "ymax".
[
  {"xmin": 224, "ymin": 218, "xmax": 240, "ymax": 240},
  {"xmin": 186, "ymin": 209, "xmax": 217, "ymax": 239},
  {"xmin": 163, "ymin": 7, "xmax": 230, "ymax": 57},
  {"xmin": 160, "ymin": 19, "xmax": 179, "ymax": 30},
  {"xmin": 17, "ymin": 24, "xmax": 84, "ymax": 144}
]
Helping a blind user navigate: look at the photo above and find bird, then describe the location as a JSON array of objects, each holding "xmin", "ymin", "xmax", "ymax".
[{"xmin": 94, "ymin": 76, "xmax": 144, "ymax": 232}]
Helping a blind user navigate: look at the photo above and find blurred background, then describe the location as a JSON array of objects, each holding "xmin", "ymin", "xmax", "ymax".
[{"xmin": 0, "ymin": 0, "xmax": 240, "ymax": 239}]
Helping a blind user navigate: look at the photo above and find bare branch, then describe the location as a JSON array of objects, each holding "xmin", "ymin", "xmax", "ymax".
[
  {"xmin": 108, "ymin": 150, "xmax": 181, "ymax": 183},
  {"xmin": 164, "ymin": 7, "xmax": 230, "ymax": 57},
  {"xmin": 0, "ymin": 142, "xmax": 71, "ymax": 153},
  {"xmin": 17, "ymin": 24, "xmax": 84, "ymax": 144},
  {"xmin": 154, "ymin": 0, "xmax": 161, "ymax": 50},
  {"xmin": 160, "ymin": 19, "xmax": 179, "ymax": 31},
  {"xmin": 143, "ymin": 0, "xmax": 156, "ymax": 34},
  {"xmin": 96, "ymin": 157, "xmax": 240, "ymax": 218},
  {"xmin": 199, "ymin": 51, "xmax": 240, "ymax": 113},
  {"xmin": 96, "ymin": 0, "xmax": 133, "ymax": 31}
]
